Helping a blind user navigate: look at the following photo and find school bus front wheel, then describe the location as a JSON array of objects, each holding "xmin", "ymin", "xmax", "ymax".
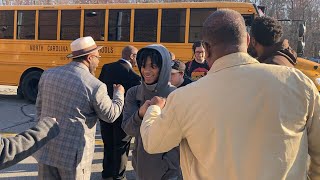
[{"xmin": 21, "ymin": 71, "xmax": 42, "ymax": 103}]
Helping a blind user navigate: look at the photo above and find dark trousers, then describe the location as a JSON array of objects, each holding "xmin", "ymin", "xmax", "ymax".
[{"xmin": 100, "ymin": 118, "xmax": 131, "ymax": 180}]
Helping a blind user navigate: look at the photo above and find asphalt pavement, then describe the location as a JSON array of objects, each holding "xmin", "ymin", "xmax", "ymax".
[{"xmin": 0, "ymin": 85, "xmax": 135, "ymax": 180}]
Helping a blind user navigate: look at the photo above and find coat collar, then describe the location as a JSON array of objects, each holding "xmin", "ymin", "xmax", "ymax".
[
  {"xmin": 69, "ymin": 61, "xmax": 89, "ymax": 71},
  {"xmin": 119, "ymin": 58, "xmax": 132, "ymax": 68},
  {"xmin": 209, "ymin": 52, "xmax": 259, "ymax": 74}
]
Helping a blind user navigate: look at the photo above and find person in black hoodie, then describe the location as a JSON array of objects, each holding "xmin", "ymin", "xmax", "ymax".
[{"xmin": 250, "ymin": 16, "xmax": 297, "ymax": 67}]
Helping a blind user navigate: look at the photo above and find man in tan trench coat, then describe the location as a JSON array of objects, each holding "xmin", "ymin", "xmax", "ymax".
[{"xmin": 140, "ymin": 9, "xmax": 320, "ymax": 180}]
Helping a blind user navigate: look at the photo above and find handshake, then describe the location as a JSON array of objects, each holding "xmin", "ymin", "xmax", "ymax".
[{"xmin": 138, "ymin": 96, "xmax": 166, "ymax": 118}]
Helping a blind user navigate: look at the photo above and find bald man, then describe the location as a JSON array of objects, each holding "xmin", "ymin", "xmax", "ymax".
[
  {"xmin": 139, "ymin": 9, "xmax": 320, "ymax": 180},
  {"xmin": 99, "ymin": 45, "xmax": 141, "ymax": 180}
]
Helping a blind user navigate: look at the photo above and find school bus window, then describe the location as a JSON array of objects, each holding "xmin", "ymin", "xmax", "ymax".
[
  {"xmin": 61, "ymin": 10, "xmax": 80, "ymax": 40},
  {"xmin": 108, "ymin": 9, "xmax": 131, "ymax": 42},
  {"xmin": 39, "ymin": 10, "xmax": 58, "ymax": 40},
  {"xmin": 189, "ymin": 8, "xmax": 216, "ymax": 43},
  {"xmin": 84, "ymin": 10, "xmax": 105, "ymax": 41},
  {"xmin": 17, "ymin": 10, "xmax": 36, "ymax": 40},
  {"xmin": 134, "ymin": 9, "xmax": 158, "ymax": 42},
  {"xmin": 161, "ymin": 9, "xmax": 186, "ymax": 43},
  {"xmin": 0, "ymin": 10, "xmax": 14, "ymax": 39}
]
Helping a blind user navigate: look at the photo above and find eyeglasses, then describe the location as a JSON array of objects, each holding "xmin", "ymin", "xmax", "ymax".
[
  {"xmin": 92, "ymin": 55, "xmax": 101, "ymax": 60},
  {"xmin": 195, "ymin": 51, "xmax": 205, "ymax": 54}
]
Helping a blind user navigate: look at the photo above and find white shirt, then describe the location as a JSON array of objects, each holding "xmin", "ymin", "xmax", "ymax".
[{"xmin": 120, "ymin": 58, "xmax": 132, "ymax": 68}]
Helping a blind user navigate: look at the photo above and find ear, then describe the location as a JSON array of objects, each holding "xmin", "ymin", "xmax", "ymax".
[
  {"xmin": 86, "ymin": 55, "xmax": 93, "ymax": 63},
  {"xmin": 204, "ymin": 42, "xmax": 211, "ymax": 60},
  {"xmin": 251, "ymin": 36, "xmax": 257, "ymax": 47},
  {"xmin": 247, "ymin": 33, "xmax": 251, "ymax": 47},
  {"xmin": 129, "ymin": 53, "xmax": 134, "ymax": 60}
]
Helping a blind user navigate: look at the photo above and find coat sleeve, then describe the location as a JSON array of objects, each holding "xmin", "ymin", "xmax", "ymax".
[
  {"xmin": 0, "ymin": 117, "xmax": 59, "ymax": 170},
  {"xmin": 140, "ymin": 92, "xmax": 183, "ymax": 154},
  {"xmin": 121, "ymin": 86, "xmax": 141, "ymax": 136},
  {"xmin": 307, "ymin": 86, "xmax": 320, "ymax": 179},
  {"xmin": 92, "ymin": 84, "xmax": 124, "ymax": 123}
]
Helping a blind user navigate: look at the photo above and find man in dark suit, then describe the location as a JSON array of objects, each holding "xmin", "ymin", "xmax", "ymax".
[{"xmin": 99, "ymin": 45, "xmax": 141, "ymax": 180}]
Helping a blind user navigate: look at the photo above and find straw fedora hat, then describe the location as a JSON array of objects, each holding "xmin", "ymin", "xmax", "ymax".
[{"xmin": 66, "ymin": 36, "xmax": 103, "ymax": 58}]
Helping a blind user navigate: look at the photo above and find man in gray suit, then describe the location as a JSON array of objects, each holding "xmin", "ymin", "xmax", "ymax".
[{"xmin": 35, "ymin": 36, "xmax": 125, "ymax": 179}]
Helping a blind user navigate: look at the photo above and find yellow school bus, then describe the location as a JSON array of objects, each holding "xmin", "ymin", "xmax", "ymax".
[{"xmin": 0, "ymin": 2, "xmax": 262, "ymax": 102}]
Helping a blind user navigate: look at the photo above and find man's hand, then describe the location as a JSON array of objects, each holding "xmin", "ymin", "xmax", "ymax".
[
  {"xmin": 113, "ymin": 84, "xmax": 125, "ymax": 94},
  {"xmin": 138, "ymin": 100, "xmax": 151, "ymax": 118},
  {"xmin": 43, "ymin": 117, "xmax": 58, "ymax": 123},
  {"xmin": 150, "ymin": 96, "xmax": 166, "ymax": 109}
]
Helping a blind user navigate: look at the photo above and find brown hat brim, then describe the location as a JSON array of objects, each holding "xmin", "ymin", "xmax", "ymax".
[{"xmin": 66, "ymin": 46, "xmax": 103, "ymax": 59}]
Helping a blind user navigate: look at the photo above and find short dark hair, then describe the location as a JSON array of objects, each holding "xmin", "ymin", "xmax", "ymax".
[
  {"xmin": 251, "ymin": 16, "xmax": 283, "ymax": 46},
  {"xmin": 192, "ymin": 40, "xmax": 205, "ymax": 54},
  {"xmin": 137, "ymin": 48, "xmax": 162, "ymax": 72},
  {"xmin": 122, "ymin": 45, "xmax": 136, "ymax": 60},
  {"xmin": 202, "ymin": 9, "xmax": 247, "ymax": 47},
  {"xmin": 72, "ymin": 55, "xmax": 88, "ymax": 62}
]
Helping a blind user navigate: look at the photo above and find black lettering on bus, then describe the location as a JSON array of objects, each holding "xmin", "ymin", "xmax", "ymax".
[
  {"xmin": 30, "ymin": 44, "xmax": 44, "ymax": 51},
  {"xmin": 99, "ymin": 47, "xmax": 114, "ymax": 54},
  {"xmin": 47, "ymin": 45, "xmax": 68, "ymax": 52}
]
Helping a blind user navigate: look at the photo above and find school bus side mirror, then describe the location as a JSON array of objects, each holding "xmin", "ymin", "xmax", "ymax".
[
  {"xmin": 257, "ymin": 6, "xmax": 266, "ymax": 15},
  {"xmin": 297, "ymin": 41, "xmax": 305, "ymax": 56},
  {"xmin": 297, "ymin": 22, "xmax": 306, "ymax": 57},
  {"xmin": 298, "ymin": 23, "xmax": 306, "ymax": 37}
]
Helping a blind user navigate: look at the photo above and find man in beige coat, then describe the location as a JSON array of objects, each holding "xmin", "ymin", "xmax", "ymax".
[{"xmin": 139, "ymin": 9, "xmax": 320, "ymax": 180}]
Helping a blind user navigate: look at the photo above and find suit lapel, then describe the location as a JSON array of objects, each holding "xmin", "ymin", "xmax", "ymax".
[{"xmin": 118, "ymin": 59, "xmax": 131, "ymax": 69}]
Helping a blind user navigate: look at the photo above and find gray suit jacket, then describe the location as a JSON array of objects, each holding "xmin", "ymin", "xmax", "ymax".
[
  {"xmin": 35, "ymin": 61, "xmax": 124, "ymax": 170},
  {"xmin": 0, "ymin": 117, "xmax": 59, "ymax": 170}
]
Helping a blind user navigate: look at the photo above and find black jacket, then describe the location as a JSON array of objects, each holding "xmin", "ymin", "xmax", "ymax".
[
  {"xmin": 99, "ymin": 59, "xmax": 141, "ymax": 100},
  {"xmin": 99, "ymin": 60, "xmax": 141, "ymax": 123},
  {"xmin": 178, "ymin": 76, "xmax": 193, "ymax": 88},
  {"xmin": 99, "ymin": 60, "xmax": 140, "ymax": 124}
]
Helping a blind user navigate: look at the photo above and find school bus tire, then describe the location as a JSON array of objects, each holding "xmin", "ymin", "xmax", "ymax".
[
  {"xmin": 21, "ymin": 71, "xmax": 42, "ymax": 103},
  {"xmin": 17, "ymin": 86, "xmax": 24, "ymax": 99}
]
